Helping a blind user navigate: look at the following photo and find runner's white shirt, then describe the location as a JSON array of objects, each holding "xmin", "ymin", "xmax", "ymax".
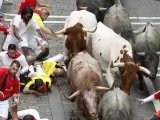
[{"xmin": 0, "ymin": 51, "xmax": 28, "ymax": 68}]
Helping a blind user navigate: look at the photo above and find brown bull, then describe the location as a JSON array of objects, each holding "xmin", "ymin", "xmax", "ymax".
[
  {"xmin": 111, "ymin": 47, "xmax": 151, "ymax": 95},
  {"xmin": 55, "ymin": 22, "xmax": 97, "ymax": 67}
]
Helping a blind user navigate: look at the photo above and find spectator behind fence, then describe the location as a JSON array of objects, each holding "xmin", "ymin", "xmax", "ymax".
[{"xmin": 0, "ymin": 60, "xmax": 20, "ymax": 120}]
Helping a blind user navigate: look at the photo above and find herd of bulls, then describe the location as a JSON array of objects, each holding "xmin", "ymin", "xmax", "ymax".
[{"xmin": 56, "ymin": 0, "xmax": 160, "ymax": 119}]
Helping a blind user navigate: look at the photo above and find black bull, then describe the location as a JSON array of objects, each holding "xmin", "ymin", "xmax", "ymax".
[{"xmin": 76, "ymin": 0, "xmax": 115, "ymax": 22}]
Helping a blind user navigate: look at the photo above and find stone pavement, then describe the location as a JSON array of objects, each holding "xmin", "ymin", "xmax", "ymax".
[{"xmin": 0, "ymin": 0, "xmax": 157, "ymax": 120}]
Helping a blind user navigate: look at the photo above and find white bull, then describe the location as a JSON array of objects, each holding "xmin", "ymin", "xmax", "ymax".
[
  {"xmin": 63, "ymin": 10, "xmax": 97, "ymax": 62},
  {"xmin": 89, "ymin": 22, "xmax": 133, "ymax": 87}
]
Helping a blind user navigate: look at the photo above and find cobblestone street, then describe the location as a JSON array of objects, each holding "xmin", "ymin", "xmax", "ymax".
[{"xmin": 0, "ymin": 0, "xmax": 159, "ymax": 119}]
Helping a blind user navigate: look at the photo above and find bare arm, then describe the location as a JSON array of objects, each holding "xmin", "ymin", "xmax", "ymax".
[
  {"xmin": 11, "ymin": 103, "xmax": 18, "ymax": 120},
  {"xmin": 23, "ymin": 87, "xmax": 43, "ymax": 95},
  {"xmin": 40, "ymin": 27, "xmax": 57, "ymax": 37},
  {"xmin": 13, "ymin": 25, "xmax": 22, "ymax": 42},
  {"xmin": 36, "ymin": 1, "xmax": 53, "ymax": 8}
]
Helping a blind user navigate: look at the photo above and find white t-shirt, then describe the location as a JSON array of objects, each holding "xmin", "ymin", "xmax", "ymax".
[
  {"xmin": 0, "ymin": 51, "xmax": 28, "ymax": 68},
  {"xmin": 9, "ymin": 15, "xmax": 40, "ymax": 39},
  {"xmin": 17, "ymin": 109, "xmax": 48, "ymax": 120}
]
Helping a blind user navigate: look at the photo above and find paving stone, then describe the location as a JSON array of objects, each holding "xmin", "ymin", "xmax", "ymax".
[{"xmin": 1, "ymin": 0, "xmax": 160, "ymax": 119}]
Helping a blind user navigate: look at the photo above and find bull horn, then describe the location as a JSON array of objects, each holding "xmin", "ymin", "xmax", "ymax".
[
  {"xmin": 82, "ymin": 27, "xmax": 97, "ymax": 33},
  {"xmin": 68, "ymin": 90, "xmax": 80, "ymax": 99},
  {"xmin": 156, "ymin": 51, "xmax": 160, "ymax": 55},
  {"xmin": 112, "ymin": 63, "xmax": 125, "ymax": 67},
  {"xmin": 99, "ymin": 7, "xmax": 108, "ymax": 11},
  {"xmin": 78, "ymin": 6, "xmax": 88, "ymax": 10},
  {"xmin": 96, "ymin": 86, "xmax": 111, "ymax": 91},
  {"xmin": 136, "ymin": 52, "xmax": 145, "ymax": 56},
  {"xmin": 54, "ymin": 28, "xmax": 66, "ymax": 35},
  {"xmin": 139, "ymin": 66, "xmax": 151, "ymax": 75}
]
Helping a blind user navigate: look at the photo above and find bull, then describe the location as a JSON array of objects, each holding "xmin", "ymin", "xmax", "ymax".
[
  {"xmin": 66, "ymin": 51, "xmax": 112, "ymax": 119},
  {"xmin": 76, "ymin": 0, "xmax": 114, "ymax": 22},
  {"xmin": 58, "ymin": 10, "xmax": 98, "ymax": 67},
  {"xmin": 98, "ymin": 88, "xmax": 131, "ymax": 120},
  {"xmin": 132, "ymin": 22, "xmax": 160, "ymax": 91},
  {"xmin": 98, "ymin": 52, "xmax": 150, "ymax": 120},
  {"xmin": 103, "ymin": 0, "xmax": 132, "ymax": 35},
  {"xmin": 87, "ymin": 22, "xmax": 151, "ymax": 91}
]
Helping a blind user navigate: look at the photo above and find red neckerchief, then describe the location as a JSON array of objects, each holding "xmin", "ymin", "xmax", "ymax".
[{"xmin": 7, "ymin": 51, "xmax": 21, "ymax": 59}]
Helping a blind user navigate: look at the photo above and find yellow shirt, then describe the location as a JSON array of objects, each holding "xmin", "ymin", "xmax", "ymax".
[
  {"xmin": 43, "ymin": 62, "xmax": 62, "ymax": 77},
  {"xmin": 33, "ymin": 13, "xmax": 44, "ymax": 27},
  {"xmin": 25, "ymin": 75, "xmax": 52, "ymax": 88}
]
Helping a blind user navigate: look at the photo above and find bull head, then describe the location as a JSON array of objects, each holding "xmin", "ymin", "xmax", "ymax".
[{"xmin": 66, "ymin": 86, "xmax": 113, "ymax": 100}]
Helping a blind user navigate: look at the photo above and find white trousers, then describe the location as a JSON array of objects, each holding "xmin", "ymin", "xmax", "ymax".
[{"xmin": 0, "ymin": 100, "xmax": 9, "ymax": 119}]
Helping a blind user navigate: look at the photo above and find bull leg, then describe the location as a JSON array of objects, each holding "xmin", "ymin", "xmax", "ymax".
[{"xmin": 137, "ymin": 73, "xmax": 144, "ymax": 93}]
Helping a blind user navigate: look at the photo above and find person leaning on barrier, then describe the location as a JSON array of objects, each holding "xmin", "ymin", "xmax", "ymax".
[{"xmin": 136, "ymin": 91, "xmax": 160, "ymax": 120}]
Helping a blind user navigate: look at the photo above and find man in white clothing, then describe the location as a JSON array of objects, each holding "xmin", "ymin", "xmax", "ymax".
[
  {"xmin": 2, "ymin": 7, "xmax": 42, "ymax": 60},
  {"xmin": 0, "ymin": 44, "xmax": 28, "ymax": 68}
]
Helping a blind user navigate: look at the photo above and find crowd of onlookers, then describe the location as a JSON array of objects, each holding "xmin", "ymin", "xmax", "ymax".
[{"xmin": 0, "ymin": 0, "xmax": 66, "ymax": 120}]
